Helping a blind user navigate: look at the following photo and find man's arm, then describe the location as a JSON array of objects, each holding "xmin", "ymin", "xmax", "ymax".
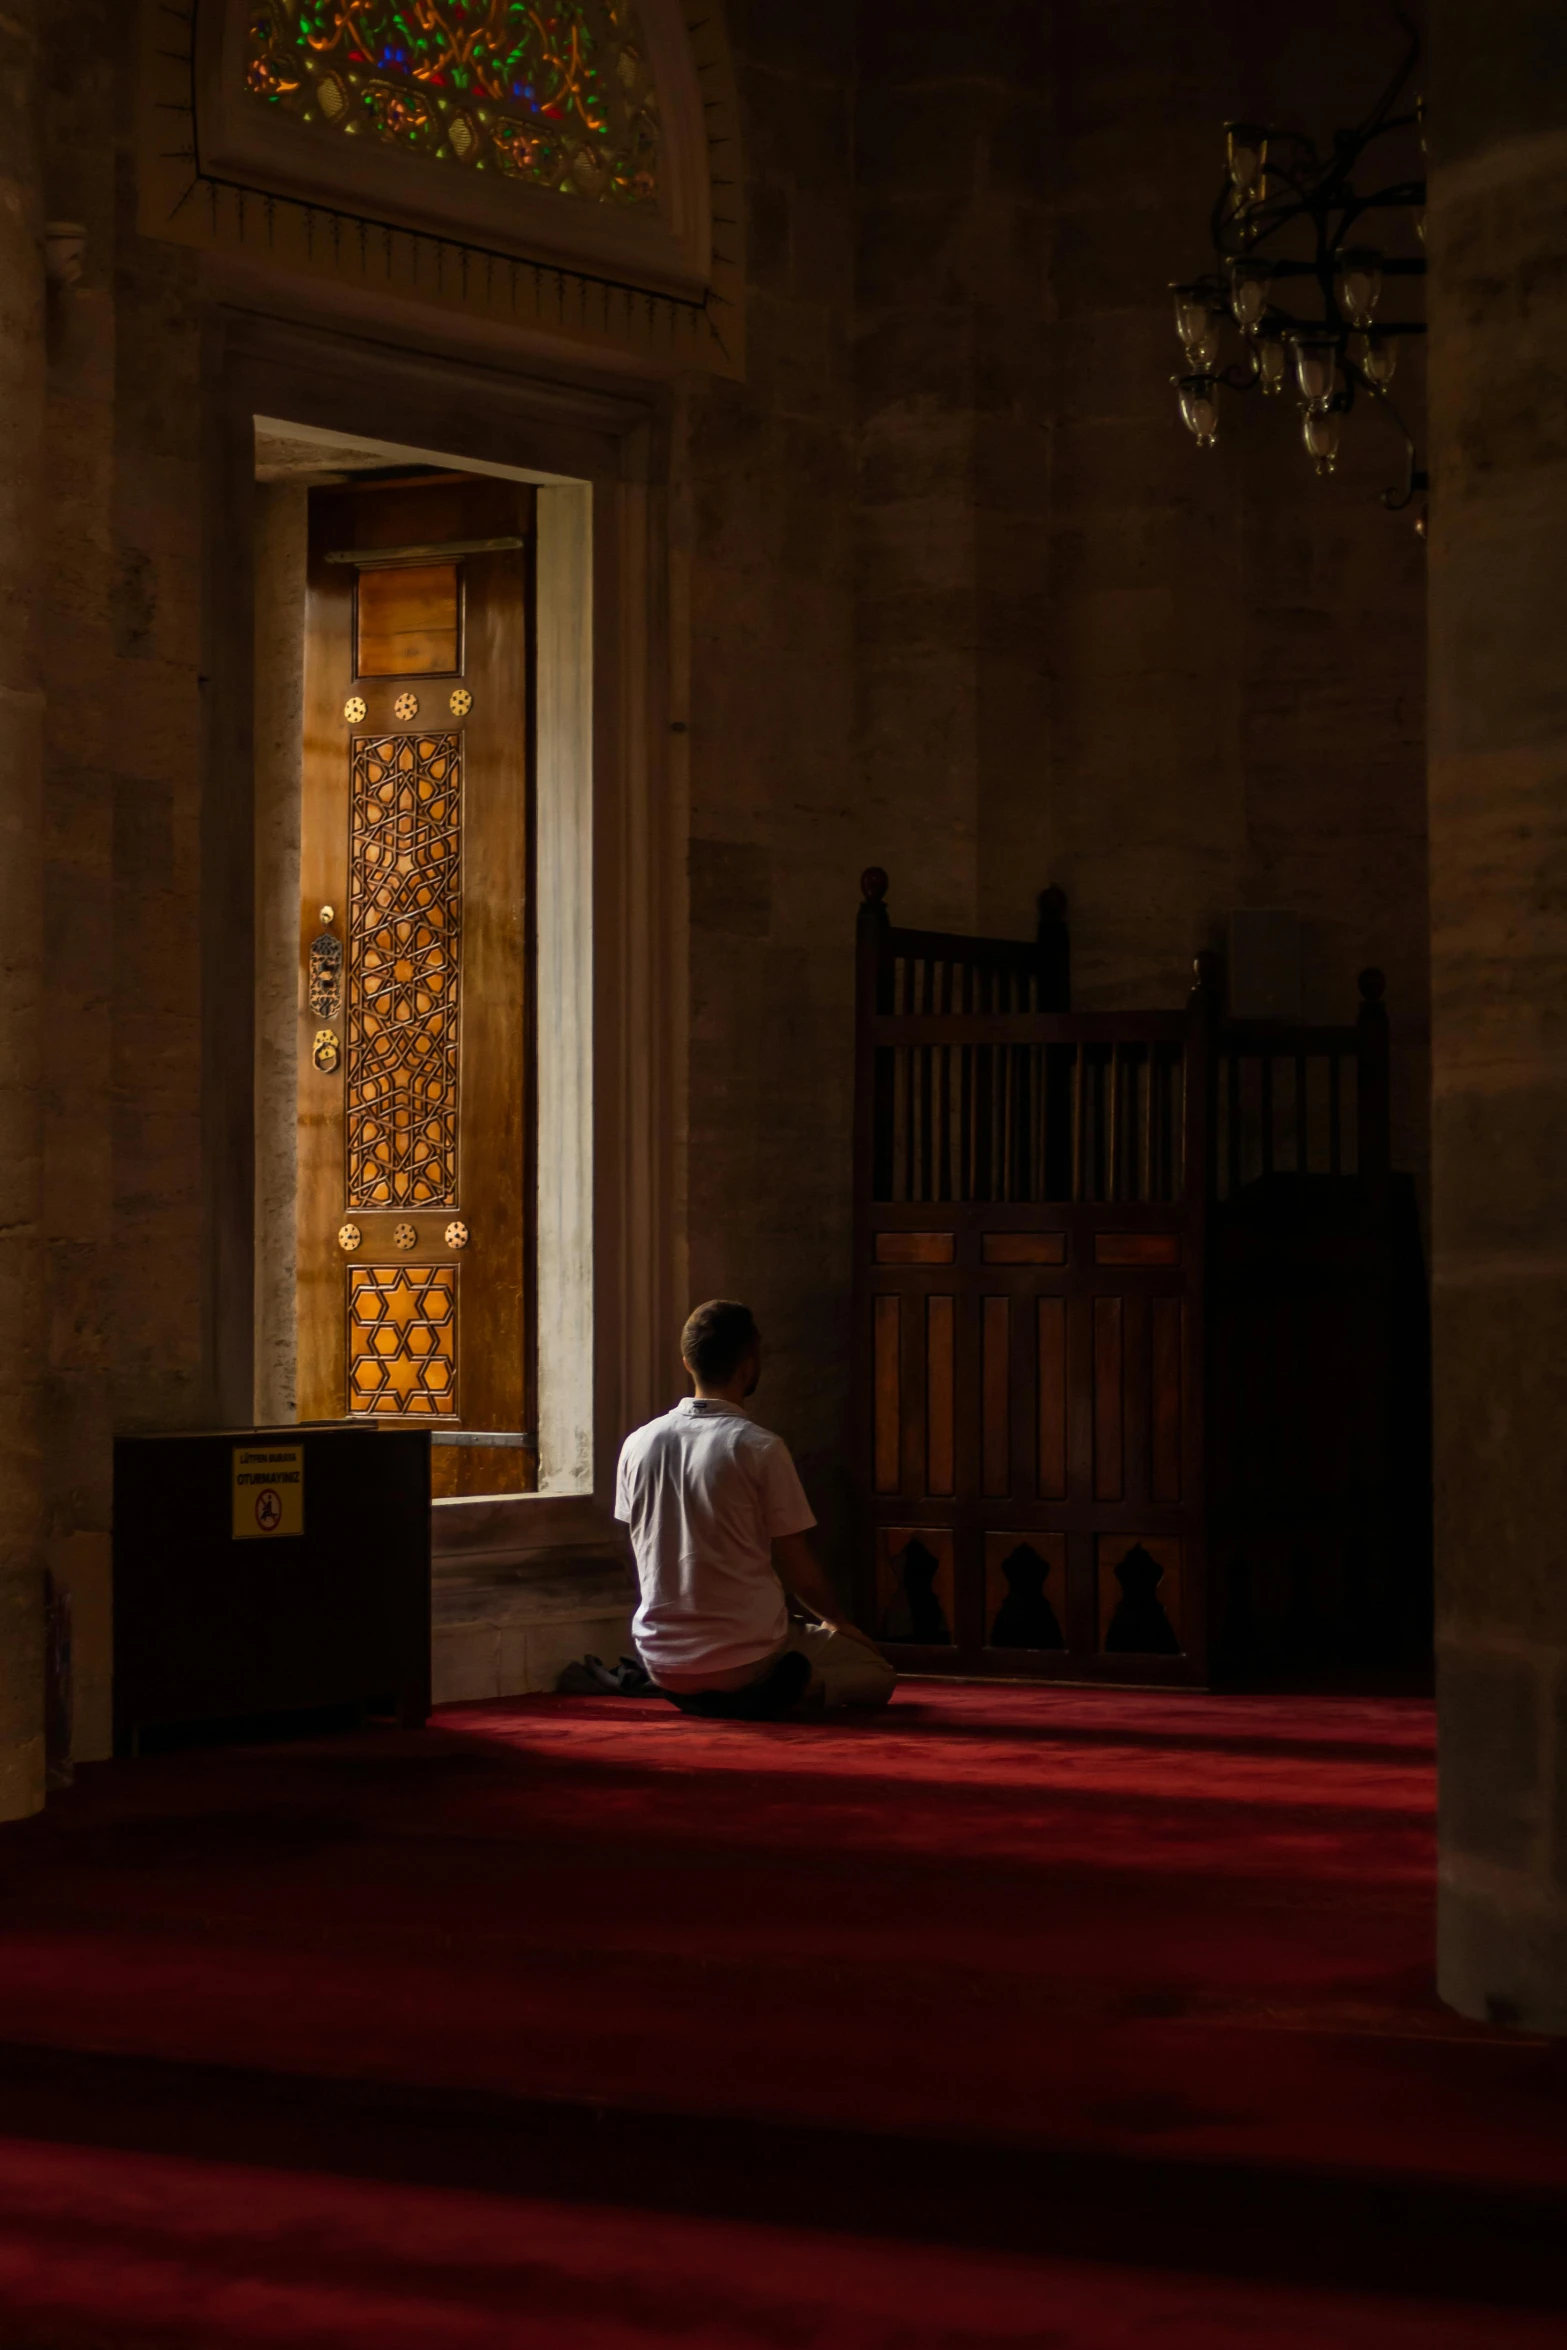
[{"xmin": 772, "ymin": 1531, "xmax": 879, "ymax": 1646}]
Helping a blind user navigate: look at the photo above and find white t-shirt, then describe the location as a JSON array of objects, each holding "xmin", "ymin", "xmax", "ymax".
[{"xmin": 614, "ymin": 1398, "xmax": 817, "ymax": 1685}]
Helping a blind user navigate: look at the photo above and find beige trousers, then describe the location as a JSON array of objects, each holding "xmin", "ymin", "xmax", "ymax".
[{"xmin": 785, "ymin": 1621, "xmax": 898, "ymax": 1709}]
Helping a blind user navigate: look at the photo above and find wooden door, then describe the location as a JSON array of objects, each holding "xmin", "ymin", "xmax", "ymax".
[{"xmin": 297, "ymin": 476, "xmax": 535, "ymax": 1498}]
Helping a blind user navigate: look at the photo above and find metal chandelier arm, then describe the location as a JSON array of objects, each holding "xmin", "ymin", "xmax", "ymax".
[
  {"xmin": 1352, "ymin": 5, "xmax": 1422, "ymax": 146},
  {"xmin": 1364, "ymin": 382, "xmax": 1427, "ymax": 512}
]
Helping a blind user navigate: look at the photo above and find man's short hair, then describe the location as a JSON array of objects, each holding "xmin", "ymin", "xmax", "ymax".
[{"xmin": 681, "ymin": 1299, "xmax": 759, "ymax": 1385}]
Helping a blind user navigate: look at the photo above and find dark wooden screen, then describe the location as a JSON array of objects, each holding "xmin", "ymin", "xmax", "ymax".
[
  {"xmin": 852, "ymin": 872, "xmax": 1423, "ymax": 1690},
  {"xmin": 852, "ymin": 871, "xmax": 1210, "ymax": 1686},
  {"xmin": 1205, "ymin": 973, "xmax": 1426, "ymax": 1680}
]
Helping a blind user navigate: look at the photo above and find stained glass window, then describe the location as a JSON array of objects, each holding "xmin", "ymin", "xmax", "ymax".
[{"xmin": 245, "ymin": 2, "xmax": 659, "ymax": 206}]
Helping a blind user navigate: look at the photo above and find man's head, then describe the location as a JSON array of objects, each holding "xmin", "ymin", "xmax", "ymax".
[{"xmin": 681, "ymin": 1299, "xmax": 761, "ymax": 1400}]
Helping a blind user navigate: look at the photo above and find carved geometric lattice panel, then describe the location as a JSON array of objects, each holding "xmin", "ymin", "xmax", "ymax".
[
  {"xmin": 346, "ymin": 733, "xmax": 461, "ymax": 1209},
  {"xmin": 347, "ymin": 1265, "xmax": 458, "ymax": 1417}
]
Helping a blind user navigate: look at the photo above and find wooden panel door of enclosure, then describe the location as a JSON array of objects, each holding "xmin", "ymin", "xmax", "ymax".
[
  {"xmin": 852, "ymin": 877, "xmax": 1208, "ymax": 1685},
  {"xmin": 860, "ymin": 1221, "xmax": 1205, "ymax": 1680},
  {"xmin": 297, "ymin": 476, "xmax": 534, "ymax": 1498}
]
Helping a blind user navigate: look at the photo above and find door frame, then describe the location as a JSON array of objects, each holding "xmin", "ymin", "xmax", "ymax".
[{"xmin": 202, "ymin": 303, "xmax": 687, "ymax": 1555}]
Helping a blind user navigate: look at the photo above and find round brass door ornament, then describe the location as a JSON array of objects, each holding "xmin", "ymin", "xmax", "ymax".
[
  {"xmin": 449, "ymin": 688, "xmax": 473, "ymax": 717},
  {"xmin": 319, "ymin": 904, "xmax": 335, "ymax": 927},
  {"xmin": 445, "ymin": 1220, "xmax": 469, "ymax": 1250},
  {"xmin": 394, "ymin": 691, "xmax": 419, "ymax": 721},
  {"xmin": 312, "ymin": 1029, "xmax": 340, "ymax": 1073},
  {"xmin": 394, "ymin": 1221, "xmax": 417, "ymax": 1250},
  {"xmin": 338, "ymin": 1224, "xmax": 361, "ymax": 1253},
  {"xmin": 344, "ymin": 695, "xmax": 366, "ymax": 723}
]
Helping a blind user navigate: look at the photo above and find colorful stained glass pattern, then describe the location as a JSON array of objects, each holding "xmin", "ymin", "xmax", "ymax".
[
  {"xmin": 346, "ymin": 731, "xmax": 461, "ymax": 1210},
  {"xmin": 245, "ymin": 1, "xmax": 659, "ymax": 206},
  {"xmin": 347, "ymin": 1264, "xmax": 458, "ymax": 1415}
]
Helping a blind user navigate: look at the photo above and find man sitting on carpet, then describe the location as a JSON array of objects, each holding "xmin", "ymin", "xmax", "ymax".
[{"xmin": 615, "ymin": 1300, "xmax": 896, "ymax": 1720}]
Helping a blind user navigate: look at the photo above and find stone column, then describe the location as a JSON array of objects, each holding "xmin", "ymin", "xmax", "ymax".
[
  {"xmin": 0, "ymin": 0, "xmax": 48, "ymax": 1821},
  {"xmin": 1430, "ymin": 4, "xmax": 1567, "ymax": 2027}
]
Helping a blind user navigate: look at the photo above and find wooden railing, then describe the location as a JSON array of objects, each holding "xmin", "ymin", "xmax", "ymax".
[
  {"xmin": 1211, "ymin": 965, "xmax": 1390, "ymax": 1204},
  {"xmin": 872, "ymin": 1021, "xmax": 1192, "ymax": 1207},
  {"xmin": 859, "ymin": 875, "xmax": 1391, "ymax": 1212}
]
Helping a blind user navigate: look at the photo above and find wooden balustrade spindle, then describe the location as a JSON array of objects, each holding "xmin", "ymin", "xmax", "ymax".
[
  {"xmin": 1260, "ymin": 1054, "xmax": 1275, "ymax": 1180},
  {"xmin": 1226, "ymin": 1051, "xmax": 1241, "ymax": 1200},
  {"xmin": 1072, "ymin": 1044, "xmax": 1085, "ymax": 1202},
  {"xmin": 1107, "ymin": 1043, "xmax": 1121, "ymax": 1202},
  {"xmin": 1295, "ymin": 1052, "xmax": 1309, "ymax": 1193}
]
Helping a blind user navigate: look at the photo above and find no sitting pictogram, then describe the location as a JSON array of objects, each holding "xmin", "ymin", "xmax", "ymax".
[{"xmin": 232, "ymin": 1444, "xmax": 303, "ymax": 1539}]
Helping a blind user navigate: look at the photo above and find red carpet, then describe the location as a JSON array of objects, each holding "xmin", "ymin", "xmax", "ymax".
[{"xmin": 0, "ymin": 1684, "xmax": 1561, "ymax": 2343}]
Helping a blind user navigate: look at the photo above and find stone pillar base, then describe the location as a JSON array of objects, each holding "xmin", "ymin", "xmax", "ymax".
[
  {"xmin": 1439, "ymin": 1879, "xmax": 1567, "ymax": 2035},
  {"xmin": 0, "ymin": 1564, "xmax": 45, "ymax": 1823}
]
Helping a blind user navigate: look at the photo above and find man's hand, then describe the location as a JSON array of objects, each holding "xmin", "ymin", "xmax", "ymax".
[
  {"xmin": 823, "ymin": 1618, "xmax": 884, "ymax": 1656},
  {"xmin": 772, "ymin": 1531, "xmax": 858, "ymax": 1635}
]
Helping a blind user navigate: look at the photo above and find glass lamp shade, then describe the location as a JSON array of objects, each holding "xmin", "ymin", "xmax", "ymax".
[
  {"xmin": 1176, "ymin": 374, "xmax": 1220, "ymax": 448},
  {"xmin": 1336, "ymin": 248, "xmax": 1383, "ymax": 329},
  {"xmin": 1302, "ymin": 407, "xmax": 1342, "ymax": 474},
  {"xmin": 1355, "ymin": 330, "xmax": 1397, "ymax": 388},
  {"xmin": 1228, "ymin": 259, "xmax": 1272, "ymax": 333},
  {"xmin": 1172, "ymin": 282, "xmax": 1222, "ymax": 367},
  {"xmin": 1225, "ymin": 121, "xmax": 1269, "ymax": 199},
  {"xmin": 1290, "ymin": 336, "xmax": 1340, "ymax": 407},
  {"xmin": 1256, "ymin": 336, "xmax": 1287, "ymax": 396}
]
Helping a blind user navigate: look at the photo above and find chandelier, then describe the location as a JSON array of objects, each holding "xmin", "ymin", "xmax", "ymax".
[{"xmin": 1170, "ymin": 8, "xmax": 1427, "ymax": 516}]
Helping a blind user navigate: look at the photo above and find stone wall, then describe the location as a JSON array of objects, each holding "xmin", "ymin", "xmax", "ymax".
[
  {"xmin": 0, "ymin": 0, "xmax": 48, "ymax": 1816},
  {"xmin": 855, "ymin": 0, "xmax": 1052, "ymax": 937},
  {"xmin": 40, "ymin": 0, "xmax": 206, "ymax": 1757},
  {"xmin": 680, "ymin": 1, "xmax": 862, "ymax": 1547},
  {"xmin": 1428, "ymin": 0, "xmax": 1567, "ymax": 2031}
]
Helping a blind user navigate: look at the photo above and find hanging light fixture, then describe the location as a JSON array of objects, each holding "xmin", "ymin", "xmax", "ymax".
[
  {"xmin": 1171, "ymin": 280, "xmax": 1226, "ymax": 369},
  {"xmin": 1335, "ymin": 247, "xmax": 1384, "ymax": 328},
  {"xmin": 1227, "ymin": 257, "xmax": 1273, "ymax": 332},
  {"xmin": 1225, "ymin": 121, "xmax": 1269, "ymax": 206},
  {"xmin": 1165, "ymin": 5, "xmax": 1427, "ymax": 517},
  {"xmin": 1289, "ymin": 335, "xmax": 1340, "ymax": 408},
  {"xmin": 1355, "ymin": 330, "xmax": 1397, "ymax": 387},
  {"xmin": 1302, "ymin": 408, "xmax": 1342, "ymax": 474},
  {"xmin": 1176, "ymin": 374, "xmax": 1221, "ymax": 448}
]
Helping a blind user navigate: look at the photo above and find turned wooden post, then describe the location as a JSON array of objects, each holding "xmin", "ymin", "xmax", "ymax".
[{"xmin": 857, "ymin": 867, "xmax": 894, "ymax": 1204}]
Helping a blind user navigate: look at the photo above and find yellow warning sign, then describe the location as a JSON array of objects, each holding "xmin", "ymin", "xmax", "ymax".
[{"xmin": 232, "ymin": 1444, "xmax": 304, "ymax": 1540}]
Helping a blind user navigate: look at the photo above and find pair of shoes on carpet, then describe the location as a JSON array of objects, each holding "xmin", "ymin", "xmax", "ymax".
[{"xmin": 555, "ymin": 1654, "xmax": 658, "ymax": 1698}]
